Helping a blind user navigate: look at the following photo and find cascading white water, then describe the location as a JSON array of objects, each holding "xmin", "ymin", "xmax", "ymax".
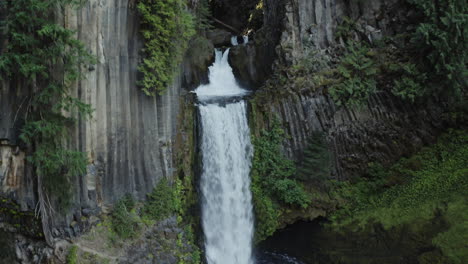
[
  {"xmin": 231, "ymin": 35, "xmax": 249, "ymax": 46},
  {"xmin": 195, "ymin": 49, "xmax": 254, "ymax": 264}
]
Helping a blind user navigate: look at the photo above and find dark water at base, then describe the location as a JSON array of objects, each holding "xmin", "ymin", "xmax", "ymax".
[
  {"xmin": 257, "ymin": 218, "xmax": 437, "ymax": 264},
  {"xmin": 256, "ymin": 251, "xmax": 305, "ymax": 264}
]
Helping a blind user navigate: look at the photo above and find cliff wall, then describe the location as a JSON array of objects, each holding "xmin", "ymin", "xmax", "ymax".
[
  {"xmin": 247, "ymin": 0, "xmax": 447, "ymax": 179},
  {"xmin": 1, "ymin": 0, "xmax": 182, "ymax": 227}
]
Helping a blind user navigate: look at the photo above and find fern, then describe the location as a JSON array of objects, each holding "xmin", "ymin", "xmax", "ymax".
[
  {"xmin": 329, "ymin": 42, "xmax": 378, "ymax": 106},
  {"xmin": 407, "ymin": 0, "xmax": 467, "ymax": 98}
]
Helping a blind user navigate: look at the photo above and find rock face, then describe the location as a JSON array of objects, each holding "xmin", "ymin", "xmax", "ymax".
[
  {"xmin": 211, "ymin": 0, "xmax": 258, "ymax": 31},
  {"xmin": 248, "ymin": 0, "xmax": 446, "ymax": 179},
  {"xmin": 254, "ymin": 92, "xmax": 445, "ymax": 180},
  {"xmin": 68, "ymin": 0, "xmax": 181, "ymax": 205},
  {"xmin": 206, "ymin": 29, "xmax": 232, "ymax": 47},
  {"xmin": 0, "ymin": 0, "xmax": 183, "ymax": 226},
  {"xmin": 229, "ymin": 0, "xmax": 286, "ymax": 88},
  {"xmin": 278, "ymin": 0, "xmax": 404, "ymax": 62}
]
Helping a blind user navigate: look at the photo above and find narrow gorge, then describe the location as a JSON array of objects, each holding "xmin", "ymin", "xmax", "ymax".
[{"xmin": 0, "ymin": 0, "xmax": 466, "ymax": 264}]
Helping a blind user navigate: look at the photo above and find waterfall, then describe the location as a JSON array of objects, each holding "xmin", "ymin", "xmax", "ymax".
[
  {"xmin": 231, "ymin": 35, "xmax": 249, "ymax": 46},
  {"xmin": 195, "ymin": 49, "xmax": 254, "ymax": 264}
]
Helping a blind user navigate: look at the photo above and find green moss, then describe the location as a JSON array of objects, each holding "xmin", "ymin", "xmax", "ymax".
[
  {"xmin": 329, "ymin": 129, "xmax": 468, "ymax": 263},
  {"xmin": 0, "ymin": 196, "xmax": 43, "ymax": 238},
  {"xmin": 432, "ymin": 199, "xmax": 468, "ymax": 264}
]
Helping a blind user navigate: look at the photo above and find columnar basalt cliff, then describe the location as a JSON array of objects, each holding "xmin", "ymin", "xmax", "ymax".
[
  {"xmin": 244, "ymin": 0, "xmax": 448, "ymax": 180},
  {"xmin": 1, "ymin": 1, "xmax": 198, "ymax": 261},
  {"xmin": 1, "ymin": 0, "xmax": 181, "ymax": 215}
]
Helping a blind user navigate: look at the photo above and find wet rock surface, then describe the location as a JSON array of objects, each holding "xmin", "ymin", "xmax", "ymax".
[{"xmin": 206, "ymin": 29, "xmax": 232, "ymax": 47}]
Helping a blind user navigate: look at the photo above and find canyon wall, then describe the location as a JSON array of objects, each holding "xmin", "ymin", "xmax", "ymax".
[
  {"xmin": 246, "ymin": 0, "xmax": 447, "ymax": 179},
  {"xmin": 1, "ymin": 0, "xmax": 183, "ymax": 228}
]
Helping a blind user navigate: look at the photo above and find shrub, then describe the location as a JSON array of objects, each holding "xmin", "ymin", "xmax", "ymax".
[
  {"xmin": 272, "ymin": 179, "xmax": 310, "ymax": 208},
  {"xmin": 142, "ymin": 178, "xmax": 177, "ymax": 221},
  {"xmin": 391, "ymin": 63, "xmax": 427, "ymax": 102},
  {"xmin": 110, "ymin": 194, "xmax": 141, "ymax": 239},
  {"xmin": 250, "ymin": 184, "xmax": 279, "ymax": 243},
  {"xmin": 329, "ymin": 42, "xmax": 378, "ymax": 106},
  {"xmin": 251, "ymin": 119, "xmax": 311, "ymax": 241},
  {"xmin": 407, "ymin": 0, "xmax": 467, "ymax": 99},
  {"xmin": 335, "ymin": 16, "xmax": 357, "ymax": 41},
  {"xmin": 137, "ymin": 0, "xmax": 195, "ymax": 95}
]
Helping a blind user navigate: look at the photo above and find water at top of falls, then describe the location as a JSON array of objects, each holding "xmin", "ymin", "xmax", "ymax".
[
  {"xmin": 231, "ymin": 35, "xmax": 249, "ymax": 46},
  {"xmin": 195, "ymin": 49, "xmax": 249, "ymax": 101},
  {"xmin": 231, "ymin": 36, "xmax": 239, "ymax": 46},
  {"xmin": 196, "ymin": 48, "xmax": 255, "ymax": 264}
]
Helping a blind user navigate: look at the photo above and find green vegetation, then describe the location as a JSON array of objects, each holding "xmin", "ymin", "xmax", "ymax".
[
  {"xmin": 109, "ymin": 194, "xmax": 141, "ymax": 239},
  {"xmin": 328, "ymin": 0, "xmax": 467, "ymax": 106},
  {"xmin": 106, "ymin": 177, "xmax": 201, "ymax": 263},
  {"xmin": 252, "ymin": 120, "xmax": 310, "ymax": 207},
  {"xmin": 407, "ymin": 0, "xmax": 467, "ymax": 98},
  {"xmin": 142, "ymin": 178, "xmax": 177, "ymax": 221},
  {"xmin": 251, "ymin": 119, "xmax": 311, "ymax": 241},
  {"xmin": 137, "ymin": 0, "xmax": 195, "ymax": 95},
  {"xmin": 330, "ymin": 129, "xmax": 468, "ymax": 263},
  {"xmin": 108, "ymin": 180, "xmax": 178, "ymax": 239},
  {"xmin": 297, "ymin": 132, "xmax": 331, "ymax": 182},
  {"xmin": 66, "ymin": 245, "xmax": 78, "ymax": 264},
  {"xmin": 390, "ymin": 62, "xmax": 427, "ymax": 102},
  {"xmin": 329, "ymin": 42, "xmax": 378, "ymax": 106},
  {"xmin": 0, "ymin": 196, "xmax": 44, "ymax": 238},
  {"xmin": 0, "ymin": 0, "xmax": 94, "ymax": 211}
]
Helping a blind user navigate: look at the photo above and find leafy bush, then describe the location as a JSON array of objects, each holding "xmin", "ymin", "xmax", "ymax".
[
  {"xmin": 391, "ymin": 63, "xmax": 427, "ymax": 102},
  {"xmin": 193, "ymin": 0, "xmax": 213, "ymax": 31},
  {"xmin": 329, "ymin": 42, "xmax": 378, "ymax": 106},
  {"xmin": 252, "ymin": 120, "xmax": 310, "ymax": 207},
  {"xmin": 137, "ymin": 0, "xmax": 195, "ymax": 95},
  {"xmin": 335, "ymin": 16, "xmax": 357, "ymax": 41},
  {"xmin": 142, "ymin": 178, "xmax": 177, "ymax": 221},
  {"xmin": 271, "ymin": 179, "xmax": 310, "ymax": 208},
  {"xmin": 407, "ymin": 0, "xmax": 467, "ymax": 98},
  {"xmin": 250, "ymin": 183, "xmax": 279, "ymax": 242},
  {"xmin": 251, "ymin": 119, "xmax": 311, "ymax": 241},
  {"xmin": 110, "ymin": 194, "xmax": 141, "ymax": 239},
  {"xmin": 0, "ymin": 0, "xmax": 94, "ymax": 211},
  {"xmin": 328, "ymin": 0, "xmax": 467, "ymax": 104}
]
